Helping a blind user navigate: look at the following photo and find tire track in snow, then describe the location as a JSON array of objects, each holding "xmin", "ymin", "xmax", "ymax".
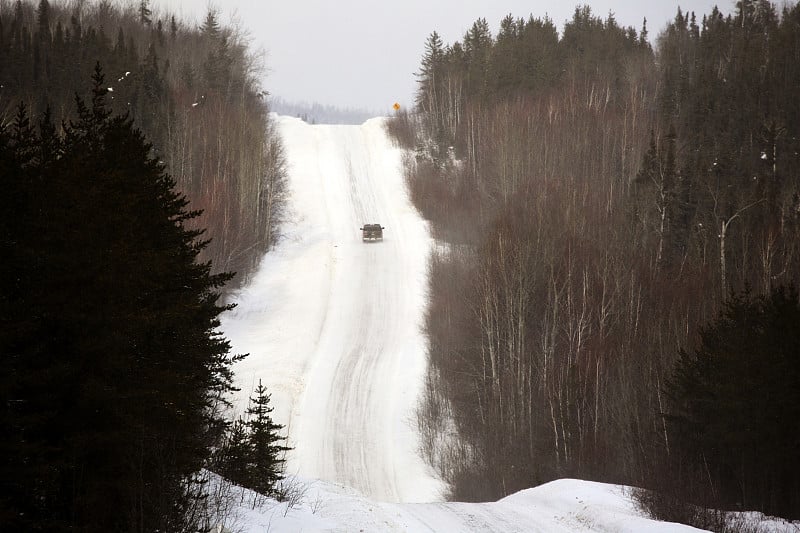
[
  {"xmin": 222, "ymin": 116, "xmax": 443, "ymax": 507},
  {"xmin": 318, "ymin": 126, "xmax": 401, "ymax": 499},
  {"xmin": 282, "ymin": 120, "xmax": 442, "ymax": 502}
]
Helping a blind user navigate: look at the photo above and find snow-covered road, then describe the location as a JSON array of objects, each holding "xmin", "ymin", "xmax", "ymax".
[
  {"xmin": 219, "ymin": 115, "xmax": 712, "ymax": 532},
  {"xmin": 222, "ymin": 116, "xmax": 443, "ymax": 502}
]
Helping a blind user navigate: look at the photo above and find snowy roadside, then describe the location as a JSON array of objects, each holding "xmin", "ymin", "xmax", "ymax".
[
  {"xmin": 209, "ymin": 475, "xmax": 714, "ymax": 533},
  {"xmin": 218, "ymin": 115, "xmax": 798, "ymax": 532}
]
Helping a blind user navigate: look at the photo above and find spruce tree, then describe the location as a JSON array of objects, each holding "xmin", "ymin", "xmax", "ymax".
[
  {"xmin": 214, "ymin": 418, "xmax": 253, "ymax": 487},
  {"xmin": 200, "ymin": 9, "xmax": 220, "ymax": 39},
  {"xmin": 0, "ymin": 65, "xmax": 244, "ymax": 531},
  {"xmin": 245, "ymin": 379, "xmax": 290, "ymax": 496},
  {"xmin": 36, "ymin": 0, "xmax": 50, "ymax": 42},
  {"xmin": 665, "ymin": 285, "xmax": 800, "ymax": 519},
  {"xmin": 416, "ymin": 30, "xmax": 444, "ymax": 108}
]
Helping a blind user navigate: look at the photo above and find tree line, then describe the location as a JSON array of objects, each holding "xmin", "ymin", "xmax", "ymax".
[
  {"xmin": 0, "ymin": 0, "xmax": 287, "ymax": 286},
  {"xmin": 1, "ymin": 1, "xmax": 291, "ymax": 530},
  {"xmin": 0, "ymin": 64, "xmax": 291, "ymax": 533},
  {"xmin": 395, "ymin": 1, "xmax": 800, "ymax": 525},
  {"xmin": 1, "ymin": 67, "xmax": 224, "ymax": 530}
]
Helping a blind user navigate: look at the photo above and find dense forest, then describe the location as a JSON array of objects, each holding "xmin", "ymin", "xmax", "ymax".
[
  {"xmin": 1, "ymin": 1, "xmax": 289, "ymax": 530},
  {"xmin": 0, "ymin": 0, "xmax": 286, "ymax": 285},
  {"xmin": 395, "ymin": 0, "xmax": 800, "ymax": 526}
]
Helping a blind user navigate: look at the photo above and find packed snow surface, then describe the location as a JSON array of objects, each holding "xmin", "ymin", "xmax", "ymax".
[
  {"xmin": 219, "ymin": 116, "xmax": 708, "ymax": 531},
  {"xmin": 222, "ymin": 115, "xmax": 442, "ymax": 502}
]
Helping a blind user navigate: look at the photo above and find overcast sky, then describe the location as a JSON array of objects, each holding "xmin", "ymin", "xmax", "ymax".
[{"xmin": 156, "ymin": 0, "xmax": 734, "ymax": 113}]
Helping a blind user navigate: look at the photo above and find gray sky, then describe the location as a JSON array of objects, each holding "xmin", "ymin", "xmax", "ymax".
[{"xmin": 157, "ymin": 0, "xmax": 733, "ymax": 113}]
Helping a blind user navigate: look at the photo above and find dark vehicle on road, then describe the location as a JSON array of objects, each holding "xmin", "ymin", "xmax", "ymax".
[{"xmin": 360, "ymin": 224, "xmax": 384, "ymax": 241}]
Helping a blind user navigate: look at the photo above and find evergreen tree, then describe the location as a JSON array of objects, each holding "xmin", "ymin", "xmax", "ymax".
[
  {"xmin": 463, "ymin": 18, "xmax": 492, "ymax": 98},
  {"xmin": 635, "ymin": 129, "xmax": 659, "ymax": 185},
  {"xmin": 639, "ymin": 17, "xmax": 649, "ymax": 46},
  {"xmin": 488, "ymin": 15, "xmax": 522, "ymax": 97},
  {"xmin": 415, "ymin": 30, "xmax": 444, "ymax": 112},
  {"xmin": 0, "ymin": 65, "xmax": 244, "ymax": 531},
  {"xmin": 0, "ymin": 0, "xmax": 286, "ymax": 286},
  {"xmin": 139, "ymin": 0, "xmax": 151, "ymax": 26},
  {"xmin": 203, "ymin": 33, "xmax": 231, "ymax": 92},
  {"xmin": 36, "ymin": 0, "xmax": 50, "ymax": 43},
  {"xmin": 245, "ymin": 379, "xmax": 290, "ymax": 496},
  {"xmin": 517, "ymin": 15, "xmax": 559, "ymax": 93},
  {"xmin": 11, "ymin": 0, "xmax": 23, "ymax": 45},
  {"xmin": 213, "ymin": 418, "xmax": 253, "ymax": 488},
  {"xmin": 665, "ymin": 285, "xmax": 800, "ymax": 519},
  {"xmin": 200, "ymin": 8, "xmax": 220, "ymax": 39}
]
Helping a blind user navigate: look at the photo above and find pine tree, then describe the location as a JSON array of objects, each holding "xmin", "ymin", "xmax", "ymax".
[
  {"xmin": 463, "ymin": 18, "xmax": 492, "ymax": 98},
  {"xmin": 665, "ymin": 285, "xmax": 800, "ymax": 519},
  {"xmin": 214, "ymin": 418, "xmax": 253, "ymax": 487},
  {"xmin": 639, "ymin": 17, "xmax": 649, "ymax": 46},
  {"xmin": 245, "ymin": 379, "xmax": 290, "ymax": 496},
  {"xmin": 36, "ymin": 0, "xmax": 51, "ymax": 43},
  {"xmin": 415, "ymin": 30, "xmax": 444, "ymax": 112},
  {"xmin": 202, "ymin": 31, "xmax": 231, "ymax": 92},
  {"xmin": 200, "ymin": 8, "xmax": 221, "ymax": 39},
  {"xmin": 0, "ymin": 65, "xmax": 245, "ymax": 531},
  {"xmin": 488, "ymin": 15, "xmax": 521, "ymax": 97}
]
